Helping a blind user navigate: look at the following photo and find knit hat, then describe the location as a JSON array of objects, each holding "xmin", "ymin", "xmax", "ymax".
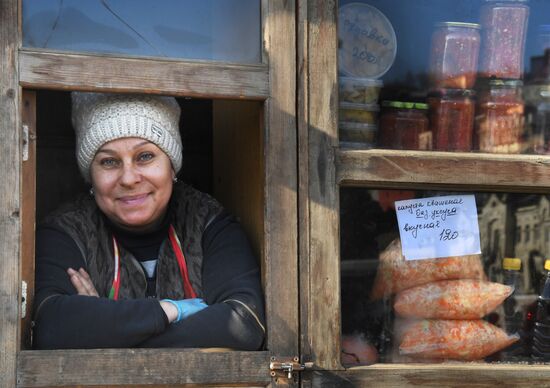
[{"xmin": 71, "ymin": 92, "xmax": 182, "ymax": 182}]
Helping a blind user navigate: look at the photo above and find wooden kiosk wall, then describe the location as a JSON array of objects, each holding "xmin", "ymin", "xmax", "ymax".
[
  {"xmin": 1, "ymin": 0, "xmax": 299, "ymax": 387},
  {"xmin": 299, "ymin": 0, "xmax": 550, "ymax": 387}
]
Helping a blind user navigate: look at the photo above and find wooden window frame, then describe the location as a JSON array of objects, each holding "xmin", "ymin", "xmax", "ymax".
[
  {"xmin": 1, "ymin": 0, "xmax": 299, "ymax": 387},
  {"xmin": 300, "ymin": 0, "xmax": 550, "ymax": 386}
]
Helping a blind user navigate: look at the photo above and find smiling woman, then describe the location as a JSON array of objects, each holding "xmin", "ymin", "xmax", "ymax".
[{"xmin": 32, "ymin": 92, "xmax": 266, "ymax": 349}]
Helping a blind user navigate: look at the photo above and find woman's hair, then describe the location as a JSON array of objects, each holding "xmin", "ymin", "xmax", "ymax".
[{"xmin": 71, "ymin": 92, "xmax": 182, "ymax": 182}]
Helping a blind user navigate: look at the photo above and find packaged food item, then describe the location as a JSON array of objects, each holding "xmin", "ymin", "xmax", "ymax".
[
  {"xmin": 370, "ymin": 238, "xmax": 485, "ymax": 300},
  {"xmin": 479, "ymin": 0, "xmax": 530, "ymax": 79},
  {"xmin": 378, "ymin": 101, "xmax": 431, "ymax": 150},
  {"xmin": 341, "ymin": 333, "xmax": 379, "ymax": 366},
  {"xmin": 399, "ymin": 319, "xmax": 519, "ymax": 360},
  {"xmin": 339, "ymin": 77, "xmax": 383, "ymax": 104},
  {"xmin": 501, "ymin": 258, "xmax": 526, "ymax": 360},
  {"xmin": 339, "ymin": 122, "xmax": 377, "ymax": 149},
  {"xmin": 338, "ymin": 3, "xmax": 397, "ymax": 78},
  {"xmin": 428, "ymin": 89, "xmax": 475, "ymax": 151},
  {"xmin": 475, "ymin": 79, "xmax": 525, "ymax": 153},
  {"xmin": 339, "ymin": 102, "xmax": 379, "ymax": 124},
  {"xmin": 394, "ymin": 279, "xmax": 513, "ymax": 319},
  {"xmin": 429, "ymin": 22, "xmax": 481, "ymax": 89}
]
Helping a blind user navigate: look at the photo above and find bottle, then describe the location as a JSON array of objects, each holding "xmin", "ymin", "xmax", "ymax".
[
  {"xmin": 501, "ymin": 258, "xmax": 524, "ymax": 360},
  {"xmin": 531, "ymin": 259, "xmax": 550, "ymax": 360}
]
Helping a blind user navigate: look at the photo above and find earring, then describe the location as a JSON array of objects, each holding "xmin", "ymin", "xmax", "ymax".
[
  {"xmin": 89, "ymin": 187, "xmax": 95, "ymax": 196},
  {"xmin": 173, "ymin": 176, "xmax": 178, "ymax": 183}
]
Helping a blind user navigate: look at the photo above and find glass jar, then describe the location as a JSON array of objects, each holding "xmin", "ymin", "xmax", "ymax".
[
  {"xmin": 429, "ymin": 22, "xmax": 481, "ymax": 89},
  {"xmin": 475, "ymin": 80, "xmax": 525, "ymax": 153},
  {"xmin": 532, "ymin": 90, "xmax": 550, "ymax": 154},
  {"xmin": 479, "ymin": 0, "xmax": 530, "ymax": 79},
  {"xmin": 378, "ymin": 101, "xmax": 431, "ymax": 150},
  {"xmin": 428, "ymin": 89, "xmax": 476, "ymax": 151}
]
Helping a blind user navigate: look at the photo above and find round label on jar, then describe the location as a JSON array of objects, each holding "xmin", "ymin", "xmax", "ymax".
[{"xmin": 338, "ymin": 3, "xmax": 397, "ymax": 78}]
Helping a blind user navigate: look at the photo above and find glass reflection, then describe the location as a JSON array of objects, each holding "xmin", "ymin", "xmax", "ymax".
[
  {"xmin": 340, "ymin": 188, "xmax": 550, "ymax": 365},
  {"xmin": 23, "ymin": 0, "xmax": 261, "ymax": 63},
  {"xmin": 337, "ymin": 0, "xmax": 550, "ymax": 155}
]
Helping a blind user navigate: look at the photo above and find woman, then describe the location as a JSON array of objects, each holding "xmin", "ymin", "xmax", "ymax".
[{"xmin": 33, "ymin": 92, "xmax": 266, "ymax": 349}]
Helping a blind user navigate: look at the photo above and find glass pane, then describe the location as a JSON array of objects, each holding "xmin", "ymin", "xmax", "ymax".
[
  {"xmin": 340, "ymin": 188, "xmax": 550, "ymax": 365},
  {"xmin": 23, "ymin": 0, "xmax": 261, "ymax": 63},
  {"xmin": 337, "ymin": 0, "xmax": 550, "ymax": 155}
]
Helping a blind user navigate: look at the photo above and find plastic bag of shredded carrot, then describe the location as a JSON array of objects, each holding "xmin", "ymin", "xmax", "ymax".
[
  {"xmin": 370, "ymin": 238, "xmax": 485, "ymax": 300},
  {"xmin": 399, "ymin": 319, "xmax": 519, "ymax": 360},
  {"xmin": 394, "ymin": 280, "xmax": 513, "ymax": 319}
]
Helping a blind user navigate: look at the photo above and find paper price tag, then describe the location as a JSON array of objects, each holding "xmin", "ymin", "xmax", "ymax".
[{"xmin": 395, "ymin": 195, "xmax": 481, "ymax": 261}]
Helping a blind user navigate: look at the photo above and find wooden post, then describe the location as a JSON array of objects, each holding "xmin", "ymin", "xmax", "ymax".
[{"xmin": 0, "ymin": 0, "xmax": 21, "ymax": 387}]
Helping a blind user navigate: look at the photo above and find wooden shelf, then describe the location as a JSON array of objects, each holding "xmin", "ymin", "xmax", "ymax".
[{"xmin": 336, "ymin": 149, "xmax": 550, "ymax": 192}]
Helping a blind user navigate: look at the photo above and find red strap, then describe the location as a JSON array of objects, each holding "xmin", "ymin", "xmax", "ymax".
[{"xmin": 168, "ymin": 225, "xmax": 197, "ymax": 298}]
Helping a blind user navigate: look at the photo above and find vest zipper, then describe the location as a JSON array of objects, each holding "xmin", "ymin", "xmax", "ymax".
[{"xmin": 223, "ymin": 298, "xmax": 266, "ymax": 333}]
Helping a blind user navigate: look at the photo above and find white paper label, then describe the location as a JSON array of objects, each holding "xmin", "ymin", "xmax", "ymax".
[{"xmin": 395, "ymin": 194, "xmax": 481, "ymax": 261}]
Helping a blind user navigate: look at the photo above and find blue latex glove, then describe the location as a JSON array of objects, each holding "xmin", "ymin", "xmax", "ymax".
[{"xmin": 162, "ymin": 298, "xmax": 208, "ymax": 323}]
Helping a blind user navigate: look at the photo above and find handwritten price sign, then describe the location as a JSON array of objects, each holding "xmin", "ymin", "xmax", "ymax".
[{"xmin": 395, "ymin": 194, "xmax": 481, "ymax": 261}]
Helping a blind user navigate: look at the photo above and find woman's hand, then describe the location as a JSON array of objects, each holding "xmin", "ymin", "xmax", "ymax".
[{"xmin": 67, "ymin": 267, "xmax": 99, "ymax": 297}]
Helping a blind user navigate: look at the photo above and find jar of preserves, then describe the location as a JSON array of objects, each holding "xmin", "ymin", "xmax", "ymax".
[
  {"xmin": 429, "ymin": 22, "xmax": 481, "ymax": 89},
  {"xmin": 428, "ymin": 89, "xmax": 475, "ymax": 151},
  {"xmin": 339, "ymin": 102, "xmax": 380, "ymax": 124},
  {"xmin": 479, "ymin": 0, "xmax": 530, "ymax": 79},
  {"xmin": 532, "ymin": 90, "xmax": 550, "ymax": 154},
  {"xmin": 339, "ymin": 122, "xmax": 378, "ymax": 149},
  {"xmin": 378, "ymin": 101, "xmax": 431, "ymax": 150},
  {"xmin": 475, "ymin": 80, "xmax": 525, "ymax": 153}
]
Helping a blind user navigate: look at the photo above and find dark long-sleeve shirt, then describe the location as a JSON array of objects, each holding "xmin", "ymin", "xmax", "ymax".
[{"xmin": 33, "ymin": 212, "xmax": 265, "ymax": 350}]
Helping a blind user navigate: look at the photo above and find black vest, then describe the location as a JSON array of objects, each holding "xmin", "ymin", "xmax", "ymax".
[{"xmin": 42, "ymin": 183, "xmax": 223, "ymax": 299}]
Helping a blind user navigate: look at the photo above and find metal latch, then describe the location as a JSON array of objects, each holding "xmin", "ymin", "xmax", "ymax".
[
  {"xmin": 21, "ymin": 280, "xmax": 28, "ymax": 318},
  {"xmin": 270, "ymin": 357, "xmax": 313, "ymax": 379},
  {"xmin": 22, "ymin": 125, "xmax": 29, "ymax": 161}
]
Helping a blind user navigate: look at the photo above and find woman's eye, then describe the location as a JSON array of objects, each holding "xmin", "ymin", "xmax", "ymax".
[
  {"xmin": 99, "ymin": 158, "xmax": 119, "ymax": 168},
  {"xmin": 138, "ymin": 152, "xmax": 154, "ymax": 162}
]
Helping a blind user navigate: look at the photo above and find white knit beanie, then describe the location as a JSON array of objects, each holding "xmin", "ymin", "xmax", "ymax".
[{"xmin": 71, "ymin": 92, "xmax": 182, "ymax": 182}]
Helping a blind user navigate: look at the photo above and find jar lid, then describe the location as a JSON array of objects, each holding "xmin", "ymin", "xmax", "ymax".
[
  {"xmin": 339, "ymin": 77, "xmax": 384, "ymax": 87},
  {"xmin": 428, "ymin": 89, "xmax": 476, "ymax": 98},
  {"xmin": 487, "ymin": 79, "xmax": 524, "ymax": 88},
  {"xmin": 340, "ymin": 102, "xmax": 381, "ymax": 111},
  {"xmin": 434, "ymin": 22, "xmax": 481, "ymax": 29},
  {"xmin": 503, "ymin": 258, "xmax": 521, "ymax": 271},
  {"xmin": 381, "ymin": 101, "xmax": 428, "ymax": 110},
  {"xmin": 339, "ymin": 121, "xmax": 378, "ymax": 131}
]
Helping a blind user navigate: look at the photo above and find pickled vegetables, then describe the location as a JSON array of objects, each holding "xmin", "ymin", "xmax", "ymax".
[
  {"xmin": 399, "ymin": 319, "xmax": 519, "ymax": 360},
  {"xmin": 394, "ymin": 279, "xmax": 513, "ymax": 319},
  {"xmin": 370, "ymin": 238, "xmax": 485, "ymax": 300}
]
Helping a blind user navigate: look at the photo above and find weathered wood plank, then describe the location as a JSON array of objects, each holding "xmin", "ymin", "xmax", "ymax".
[
  {"xmin": 17, "ymin": 350, "xmax": 270, "ymax": 387},
  {"xmin": 337, "ymin": 149, "xmax": 550, "ymax": 192},
  {"xmin": 306, "ymin": 0, "xmax": 342, "ymax": 371},
  {"xmin": 297, "ymin": 0, "xmax": 313, "ymax": 365},
  {"xmin": 20, "ymin": 90, "xmax": 36, "ymax": 350},
  {"xmin": 308, "ymin": 364, "xmax": 550, "ymax": 387},
  {"xmin": 19, "ymin": 49, "xmax": 269, "ymax": 100},
  {"xmin": 263, "ymin": 0, "xmax": 299, "ymax": 361},
  {"xmin": 0, "ymin": 0, "xmax": 21, "ymax": 387}
]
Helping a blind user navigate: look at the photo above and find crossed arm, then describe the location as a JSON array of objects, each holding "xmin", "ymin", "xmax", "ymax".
[{"xmin": 33, "ymin": 213, "xmax": 265, "ymax": 349}]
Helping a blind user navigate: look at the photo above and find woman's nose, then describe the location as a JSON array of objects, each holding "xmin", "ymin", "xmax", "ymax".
[{"xmin": 119, "ymin": 164, "xmax": 141, "ymax": 186}]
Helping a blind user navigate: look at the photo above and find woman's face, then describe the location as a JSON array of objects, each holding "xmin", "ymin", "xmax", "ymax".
[{"xmin": 90, "ymin": 137, "xmax": 174, "ymax": 232}]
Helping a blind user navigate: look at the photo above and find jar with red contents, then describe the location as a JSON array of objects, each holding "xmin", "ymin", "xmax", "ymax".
[
  {"xmin": 428, "ymin": 89, "xmax": 475, "ymax": 151},
  {"xmin": 429, "ymin": 22, "xmax": 481, "ymax": 89},
  {"xmin": 378, "ymin": 101, "xmax": 431, "ymax": 150},
  {"xmin": 475, "ymin": 79, "xmax": 525, "ymax": 153},
  {"xmin": 479, "ymin": 0, "xmax": 530, "ymax": 79}
]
